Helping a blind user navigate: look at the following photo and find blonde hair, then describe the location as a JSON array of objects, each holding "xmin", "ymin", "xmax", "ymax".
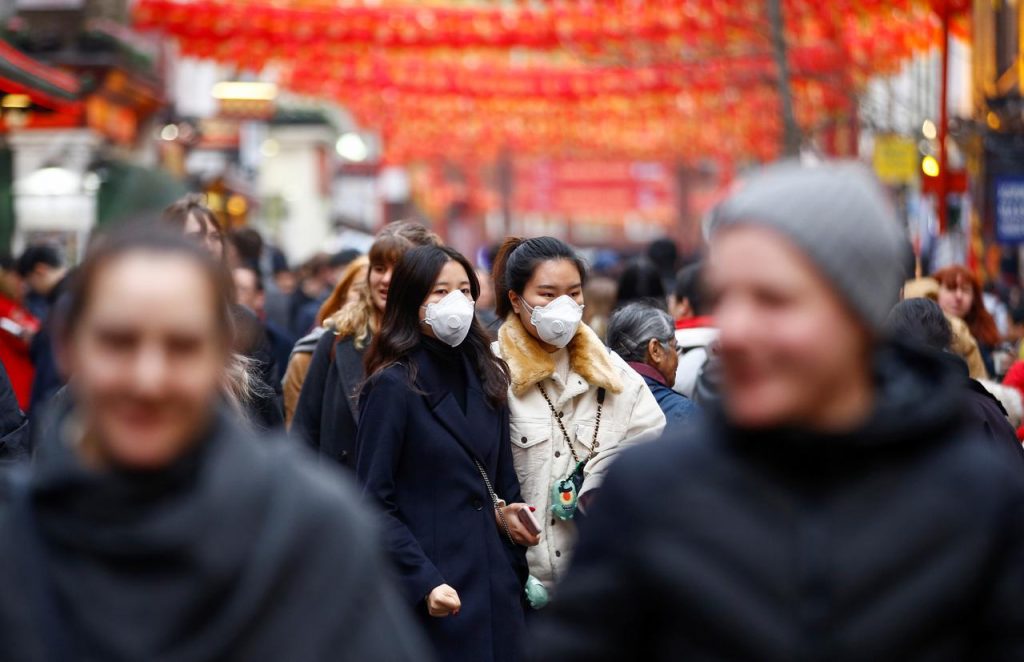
[{"xmin": 316, "ymin": 255, "xmax": 369, "ymax": 328}]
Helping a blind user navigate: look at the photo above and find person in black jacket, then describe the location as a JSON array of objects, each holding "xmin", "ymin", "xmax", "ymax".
[
  {"xmin": 291, "ymin": 222, "xmax": 439, "ymax": 468},
  {"xmin": 0, "ymin": 226, "xmax": 428, "ymax": 661},
  {"xmin": 358, "ymin": 245, "xmax": 538, "ymax": 662},
  {"xmin": 886, "ymin": 297, "xmax": 1024, "ymax": 467},
  {"xmin": 533, "ymin": 162, "xmax": 1024, "ymax": 661},
  {"xmin": 0, "ymin": 361, "xmax": 28, "ymax": 463}
]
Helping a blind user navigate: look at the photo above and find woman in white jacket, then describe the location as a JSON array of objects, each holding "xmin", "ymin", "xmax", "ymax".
[{"xmin": 491, "ymin": 237, "xmax": 666, "ymax": 597}]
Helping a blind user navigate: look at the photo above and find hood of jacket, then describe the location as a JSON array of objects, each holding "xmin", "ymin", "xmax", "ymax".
[
  {"xmin": 497, "ymin": 313, "xmax": 623, "ymax": 397},
  {"xmin": 713, "ymin": 341, "xmax": 968, "ymax": 456}
]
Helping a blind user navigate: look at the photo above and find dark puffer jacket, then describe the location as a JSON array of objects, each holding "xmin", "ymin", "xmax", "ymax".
[{"xmin": 534, "ymin": 342, "xmax": 1024, "ymax": 661}]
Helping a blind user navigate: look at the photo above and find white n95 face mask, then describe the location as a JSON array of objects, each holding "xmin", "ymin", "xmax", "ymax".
[
  {"xmin": 523, "ymin": 295, "xmax": 584, "ymax": 349},
  {"xmin": 423, "ymin": 290, "xmax": 476, "ymax": 347}
]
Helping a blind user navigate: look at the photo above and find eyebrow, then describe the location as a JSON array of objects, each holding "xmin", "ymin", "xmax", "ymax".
[{"xmin": 537, "ymin": 283, "xmax": 582, "ymax": 289}]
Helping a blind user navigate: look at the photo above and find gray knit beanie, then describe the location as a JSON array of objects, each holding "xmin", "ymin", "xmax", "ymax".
[{"xmin": 710, "ymin": 160, "xmax": 907, "ymax": 332}]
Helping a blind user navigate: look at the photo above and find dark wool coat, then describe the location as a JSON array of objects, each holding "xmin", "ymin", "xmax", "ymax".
[
  {"xmin": 291, "ymin": 331, "xmax": 365, "ymax": 468},
  {"xmin": 357, "ymin": 342, "xmax": 528, "ymax": 662},
  {"xmin": 0, "ymin": 406, "xmax": 429, "ymax": 662},
  {"xmin": 534, "ymin": 342, "xmax": 1024, "ymax": 661}
]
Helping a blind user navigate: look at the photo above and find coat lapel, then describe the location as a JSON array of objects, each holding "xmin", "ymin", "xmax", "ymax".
[
  {"xmin": 416, "ymin": 348, "xmax": 496, "ymax": 468},
  {"xmin": 334, "ymin": 339, "xmax": 364, "ymax": 421}
]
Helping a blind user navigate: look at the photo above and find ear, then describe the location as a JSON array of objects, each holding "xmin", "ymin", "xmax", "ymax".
[
  {"xmin": 647, "ymin": 337, "xmax": 663, "ymax": 361},
  {"xmin": 509, "ymin": 290, "xmax": 522, "ymax": 315}
]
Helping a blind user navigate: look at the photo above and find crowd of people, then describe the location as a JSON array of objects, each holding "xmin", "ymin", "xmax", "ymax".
[{"xmin": 0, "ymin": 160, "xmax": 1021, "ymax": 660}]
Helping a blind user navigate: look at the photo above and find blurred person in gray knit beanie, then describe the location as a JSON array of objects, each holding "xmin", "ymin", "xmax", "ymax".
[{"xmin": 532, "ymin": 160, "xmax": 1024, "ymax": 661}]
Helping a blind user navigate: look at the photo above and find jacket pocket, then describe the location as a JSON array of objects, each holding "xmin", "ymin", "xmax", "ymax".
[
  {"xmin": 573, "ymin": 422, "xmax": 626, "ymax": 454},
  {"xmin": 509, "ymin": 419, "xmax": 551, "ymax": 497}
]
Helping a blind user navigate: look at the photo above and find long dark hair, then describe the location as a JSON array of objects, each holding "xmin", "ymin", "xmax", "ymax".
[
  {"xmin": 491, "ymin": 236, "xmax": 588, "ymax": 319},
  {"xmin": 365, "ymin": 245, "xmax": 510, "ymax": 405}
]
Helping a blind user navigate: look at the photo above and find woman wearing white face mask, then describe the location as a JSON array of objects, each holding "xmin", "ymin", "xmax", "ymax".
[
  {"xmin": 491, "ymin": 237, "xmax": 666, "ymax": 598},
  {"xmin": 357, "ymin": 245, "xmax": 539, "ymax": 662}
]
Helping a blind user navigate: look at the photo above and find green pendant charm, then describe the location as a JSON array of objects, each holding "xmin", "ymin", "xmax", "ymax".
[
  {"xmin": 525, "ymin": 575, "xmax": 550, "ymax": 609},
  {"xmin": 550, "ymin": 477, "xmax": 578, "ymax": 521}
]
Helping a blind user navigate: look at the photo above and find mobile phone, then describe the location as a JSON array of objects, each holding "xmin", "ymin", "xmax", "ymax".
[{"xmin": 516, "ymin": 507, "xmax": 542, "ymax": 536}]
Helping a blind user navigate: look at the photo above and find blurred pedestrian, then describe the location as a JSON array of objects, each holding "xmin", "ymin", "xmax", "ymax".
[
  {"xmin": 606, "ymin": 303, "xmax": 697, "ymax": 428},
  {"xmin": 358, "ymin": 245, "xmax": 536, "ymax": 662},
  {"xmin": 580, "ymin": 275, "xmax": 616, "ymax": 342},
  {"xmin": 292, "ymin": 250, "xmax": 361, "ymax": 337},
  {"xmin": 283, "ymin": 256, "xmax": 368, "ymax": 427},
  {"xmin": 534, "ymin": 161, "xmax": 1024, "ymax": 660},
  {"xmin": 645, "ymin": 237, "xmax": 679, "ymax": 295},
  {"xmin": 233, "ymin": 264, "xmax": 293, "ymax": 388},
  {"xmin": 475, "ymin": 266, "xmax": 501, "ymax": 335},
  {"xmin": 933, "ymin": 265, "xmax": 1001, "ymax": 377},
  {"xmin": 904, "ymin": 276, "xmax": 989, "ymax": 379},
  {"xmin": 291, "ymin": 222, "xmax": 439, "ymax": 467},
  {"xmin": 0, "ymin": 254, "xmax": 40, "ymax": 410},
  {"xmin": 886, "ymin": 297, "xmax": 1024, "ymax": 467},
  {"xmin": 0, "ymin": 226, "xmax": 429, "ymax": 661},
  {"xmin": 15, "ymin": 244, "xmax": 66, "ymax": 322},
  {"xmin": 163, "ymin": 195, "xmax": 283, "ymax": 430},
  {"xmin": 491, "ymin": 237, "xmax": 665, "ymax": 596},
  {"xmin": 613, "ymin": 258, "xmax": 665, "ymax": 311},
  {"xmin": 0, "ymin": 360, "xmax": 28, "ymax": 462},
  {"xmin": 669, "ymin": 262, "xmax": 718, "ymax": 399}
]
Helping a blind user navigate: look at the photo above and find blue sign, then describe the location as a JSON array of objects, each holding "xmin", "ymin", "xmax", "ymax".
[{"xmin": 995, "ymin": 176, "xmax": 1024, "ymax": 244}]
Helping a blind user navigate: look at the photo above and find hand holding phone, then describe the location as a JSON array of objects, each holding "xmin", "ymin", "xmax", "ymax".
[{"xmin": 516, "ymin": 506, "xmax": 542, "ymax": 537}]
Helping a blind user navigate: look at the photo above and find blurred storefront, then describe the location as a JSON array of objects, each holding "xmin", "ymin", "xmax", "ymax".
[
  {"xmin": 0, "ymin": 0, "xmax": 180, "ymax": 257},
  {"xmin": 973, "ymin": 0, "xmax": 1024, "ymax": 283}
]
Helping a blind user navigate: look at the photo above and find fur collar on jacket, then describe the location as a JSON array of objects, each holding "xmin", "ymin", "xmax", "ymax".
[{"xmin": 498, "ymin": 314, "xmax": 623, "ymax": 397}]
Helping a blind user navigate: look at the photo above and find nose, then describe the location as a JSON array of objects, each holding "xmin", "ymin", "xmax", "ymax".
[
  {"xmin": 714, "ymin": 298, "xmax": 756, "ymax": 353},
  {"xmin": 380, "ymin": 267, "xmax": 393, "ymax": 288},
  {"xmin": 132, "ymin": 344, "xmax": 169, "ymax": 398}
]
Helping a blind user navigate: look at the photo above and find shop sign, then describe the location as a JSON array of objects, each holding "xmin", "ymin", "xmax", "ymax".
[{"xmin": 995, "ymin": 176, "xmax": 1024, "ymax": 244}]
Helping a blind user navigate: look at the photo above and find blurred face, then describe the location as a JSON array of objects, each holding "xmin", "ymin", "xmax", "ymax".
[
  {"xmin": 937, "ymin": 278, "xmax": 973, "ymax": 319},
  {"xmin": 475, "ymin": 268, "xmax": 495, "ymax": 309},
  {"xmin": 419, "ymin": 260, "xmax": 473, "ymax": 339},
  {"xmin": 369, "ymin": 260, "xmax": 395, "ymax": 313},
  {"xmin": 509, "ymin": 259, "xmax": 584, "ymax": 351},
  {"xmin": 25, "ymin": 264, "xmax": 60, "ymax": 297},
  {"xmin": 707, "ymin": 227, "xmax": 872, "ymax": 430},
  {"xmin": 233, "ymin": 268, "xmax": 263, "ymax": 315},
  {"xmin": 183, "ymin": 213, "xmax": 224, "ymax": 259},
  {"xmin": 66, "ymin": 253, "xmax": 228, "ymax": 471}
]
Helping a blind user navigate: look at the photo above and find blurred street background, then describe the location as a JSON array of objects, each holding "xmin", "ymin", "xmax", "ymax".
[{"xmin": 0, "ymin": 1, "xmax": 1013, "ymax": 275}]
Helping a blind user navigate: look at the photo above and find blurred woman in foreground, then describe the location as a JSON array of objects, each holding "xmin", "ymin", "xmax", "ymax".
[{"xmin": 0, "ymin": 226, "xmax": 426, "ymax": 661}]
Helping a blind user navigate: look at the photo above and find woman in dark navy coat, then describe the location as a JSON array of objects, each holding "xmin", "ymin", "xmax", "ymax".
[{"xmin": 357, "ymin": 245, "xmax": 539, "ymax": 662}]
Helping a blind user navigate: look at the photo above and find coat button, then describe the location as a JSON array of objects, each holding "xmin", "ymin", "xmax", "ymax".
[
  {"xmin": 550, "ymin": 518, "xmax": 556, "ymax": 526},
  {"xmin": 554, "ymin": 451, "xmax": 560, "ymax": 458},
  {"xmin": 472, "ymin": 499, "xmax": 483, "ymax": 511},
  {"xmin": 555, "ymin": 550, "xmax": 562, "ymax": 558},
  {"xmin": 521, "ymin": 436, "xmax": 528, "ymax": 443},
  {"xmin": 593, "ymin": 441, "xmax": 600, "ymax": 448}
]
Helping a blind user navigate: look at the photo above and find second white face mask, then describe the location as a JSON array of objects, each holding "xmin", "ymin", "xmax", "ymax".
[
  {"xmin": 423, "ymin": 290, "xmax": 476, "ymax": 347},
  {"xmin": 525, "ymin": 295, "xmax": 584, "ymax": 348}
]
